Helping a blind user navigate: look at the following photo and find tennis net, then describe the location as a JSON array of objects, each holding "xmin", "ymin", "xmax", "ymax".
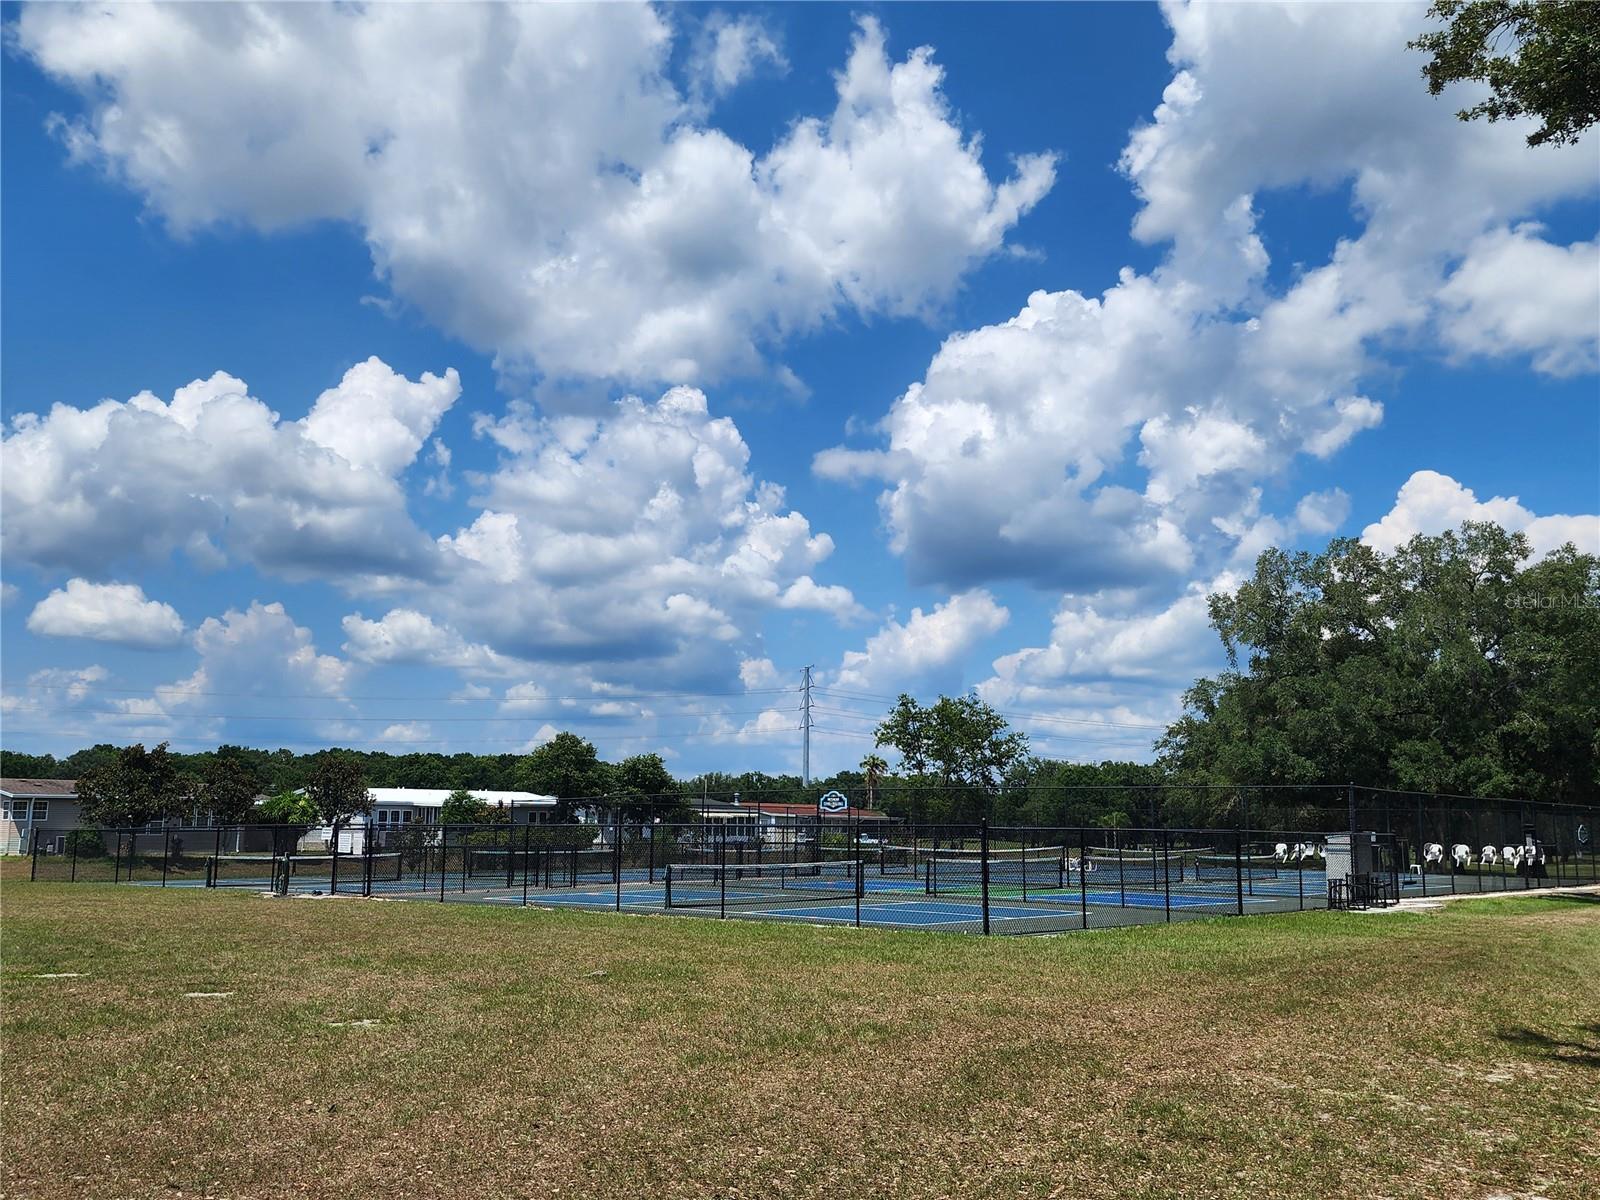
[
  {"xmin": 456, "ymin": 844, "xmax": 619, "ymax": 888},
  {"xmin": 280, "ymin": 852, "xmax": 403, "ymax": 892},
  {"xmin": 1193, "ymin": 853, "xmax": 1280, "ymax": 882},
  {"xmin": 206, "ymin": 854, "xmax": 281, "ymax": 888},
  {"xmin": 665, "ymin": 859, "xmax": 863, "ymax": 908},
  {"xmin": 1082, "ymin": 847, "xmax": 1198, "ymax": 886},
  {"xmin": 924, "ymin": 847, "xmax": 1067, "ymax": 896}
]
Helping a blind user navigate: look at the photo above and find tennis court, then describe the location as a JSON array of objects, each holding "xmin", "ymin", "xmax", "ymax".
[
  {"xmin": 32, "ymin": 814, "xmax": 1594, "ymax": 935},
  {"xmin": 141, "ymin": 839, "xmax": 1412, "ymax": 934}
]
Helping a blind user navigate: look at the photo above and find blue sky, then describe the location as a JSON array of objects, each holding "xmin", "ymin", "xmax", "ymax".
[{"xmin": 2, "ymin": 1, "xmax": 1596, "ymax": 775}]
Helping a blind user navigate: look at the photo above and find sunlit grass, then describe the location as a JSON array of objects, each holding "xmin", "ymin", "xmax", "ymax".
[{"xmin": 2, "ymin": 881, "xmax": 1596, "ymax": 1199}]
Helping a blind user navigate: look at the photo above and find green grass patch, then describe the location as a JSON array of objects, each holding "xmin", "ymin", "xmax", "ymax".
[{"xmin": 2, "ymin": 882, "xmax": 1596, "ymax": 1199}]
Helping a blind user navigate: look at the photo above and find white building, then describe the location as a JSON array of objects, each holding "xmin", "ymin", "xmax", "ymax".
[{"xmin": 328, "ymin": 787, "xmax": 560, "ymax": 851}]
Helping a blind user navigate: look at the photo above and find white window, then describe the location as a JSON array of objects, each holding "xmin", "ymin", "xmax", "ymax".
[
  {"xmin": 1, "ymin": 800, "xmax": 12, "ymax": 820},
  {"xmin": 33, "ymin": 800, "xmax": 50, "ymax": 822}
]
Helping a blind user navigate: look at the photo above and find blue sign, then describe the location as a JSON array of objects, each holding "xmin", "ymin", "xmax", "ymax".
[{"xmin": 818, "ymin": 790, "xmax": 849, "ymax": 814}]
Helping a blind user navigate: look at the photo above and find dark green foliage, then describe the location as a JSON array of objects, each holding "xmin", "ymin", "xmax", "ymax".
[
  {"xmin": 611, "ymin": 753, "xmax": 684, "ymax": 820},
  {"xmin": 873, "ymin": 694, "xmax": 1030, "ymax": 822},
  {"xmin": 438, "ymin": 788, "xmax": 505, "ymax": 825},
  {"xmin": 1161, "ymin": 523, "xmax": 1599, "ymax": 805},
  {"xmin": 74, "ymin": 743, "xmax": 185, "ymax": 827},
  {"xmin": 302, "ymin": 753, "xmax": 372, "ymax": 842},
  {"xmin": 63, "ymin": 828, "xmax": 106, "ymax": 858},
  {"xmin": 195, "ymin": 755, "xmax": 261, "ymax": 824},
  {"xmin": 1411, "ymin": 1, "xmax": 1600, "ymax": 146},
  {"xmin": 0, "ymin": 750, "xmax": 63, "ymax": 778},
  {"xmin": 515, "ymin": 732, "xmax": 610, "ymax": 820}
]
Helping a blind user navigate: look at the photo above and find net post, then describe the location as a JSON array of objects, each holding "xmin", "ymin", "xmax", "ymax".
[
  {"xmin": 162, "ymin": 825, "xmax": 171, "ymax": 888},
  {"xmin": 980, "ymin": 817, "xmax": 990, "ymax": 936},
  {"xmin": 1234, "ymin": 829, "xmax": 1245, "ymax": 917}
]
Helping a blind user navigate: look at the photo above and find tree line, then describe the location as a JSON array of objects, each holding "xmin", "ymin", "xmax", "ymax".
[{"xmin": 5, "ymin": 524, "xmax": 1594, "ymax": 831}]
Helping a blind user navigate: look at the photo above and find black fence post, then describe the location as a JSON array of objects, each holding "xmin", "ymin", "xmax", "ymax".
[
  {"xmin": 614, "ymin": 809, "xmax": 623, "ymax": 913},
  {"xmin": 113, "ymin": 830, "xmax": 123, "ymax": 885},
  {"xmin": 521, "ymin": 823, "xmax": 532, "ymax": 908},
  {"xmin": 718, "ymin": 820, "xmax": 728, "ymax": 920},
  {"xmin": 1079, "ymin": 829, "xmax": 1088, "ymax": 931},
  {"xmin": 439, "ymin": 826, "xmax": 448, "ymax": 903},
  {"xmin": 853, "ymin": 818, "xmax": 862, "ymax": 929},
  {"xmin": 1415, "ymin": 795, "xmax": 1427, "ymax": 898},
  {"xmin": 70, "ymin": 830, "xmax": 79, "ymax": 882},
  {"xmin": 1234, "ymin": 830, "xmax": 1245, "ymax": 916},
  {"xmin": 30, "ymin": 828, "xmax": 41, "ymax": 881},
  {"xmin": 162, "ymin": 826, "xmax": 171, "ymax": 888},
  {"xmin": 1162, "ymin": 827, "xmax": 1172, "ymax": 923},
  {"xmin": 980, "ymin": 817, "xmax": 990, "ymax": 936}
]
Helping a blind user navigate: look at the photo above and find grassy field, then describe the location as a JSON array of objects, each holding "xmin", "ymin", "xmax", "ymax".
[{"xmin": 2, "ymin": 880, "xmax": 1597, "ymax": 1200}]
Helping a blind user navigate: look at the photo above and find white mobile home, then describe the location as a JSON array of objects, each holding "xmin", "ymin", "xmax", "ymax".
[{"xmin": 325, "ymin": 787, "xmax": 559, "ymax": 851}]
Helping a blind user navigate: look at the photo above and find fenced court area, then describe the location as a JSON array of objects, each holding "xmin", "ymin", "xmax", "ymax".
[{"xmin": 29, "ymin": 784, "xmax": 1600, "ymax": 935}]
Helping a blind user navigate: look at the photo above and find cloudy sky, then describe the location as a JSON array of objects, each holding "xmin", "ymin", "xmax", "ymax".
[{"xmin": 2, "ymin": 1, "xmax": 1596, "ymax": 775}]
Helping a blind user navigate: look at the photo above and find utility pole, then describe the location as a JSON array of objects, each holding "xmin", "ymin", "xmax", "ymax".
[{"xmin": 801, "ymin": 665, "xmax": 814, "ymax": 787}]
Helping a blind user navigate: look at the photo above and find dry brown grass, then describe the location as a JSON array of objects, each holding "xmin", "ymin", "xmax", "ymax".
[{"xmin": 2, "ymin": 881, "xmax": 1596, "ymax": 1200}]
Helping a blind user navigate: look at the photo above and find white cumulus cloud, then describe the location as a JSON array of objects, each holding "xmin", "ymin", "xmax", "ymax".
[
  {"xmin": 2, "ymin": 358, "xmax": 457, "ymax": 581},
  {"xmin": 27, "ymin": 579, "xmax": 185, "ymax": 649},
  {"xmin": 833, "ymin": 591, "xmax": 1009, "ymax": 693},
  {"xmin": 1362, "ymin": 471, "xmax": 1600, "ymax": 559},
  {"xmin": 17, "ymin": 7, "xmax": 1053, "ymax": 389}
]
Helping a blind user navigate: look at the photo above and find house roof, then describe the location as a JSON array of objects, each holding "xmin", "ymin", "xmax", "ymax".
[
  {"xmin": 365, "ymin": 787, "xmax": 556, "ymax": 809},
  {"xmin": 0, "ymin": 778, "xmax": 78, "ymax": 798}
]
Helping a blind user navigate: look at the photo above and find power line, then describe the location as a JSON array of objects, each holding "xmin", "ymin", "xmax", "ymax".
[
  {"xmin": 0, "ymin": 724, "xmax": 805, "ymax": 749},
  {"xmin": 7, "ymin": 681, "xmax": 800, "ymax": 703},
  {"xmin": 0, "ymin": 701, "xmax": 792, "ymax": 725}
]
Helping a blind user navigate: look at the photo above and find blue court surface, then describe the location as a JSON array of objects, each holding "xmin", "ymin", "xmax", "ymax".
[{"xmin": 124, "ymin": 860, "xmax": 1431, "ymax": 934}]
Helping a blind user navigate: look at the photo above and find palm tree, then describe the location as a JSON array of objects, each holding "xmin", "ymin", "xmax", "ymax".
[{"xmin": 860, "ymin": 754, "xmax": 888, "ymax": 809}]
